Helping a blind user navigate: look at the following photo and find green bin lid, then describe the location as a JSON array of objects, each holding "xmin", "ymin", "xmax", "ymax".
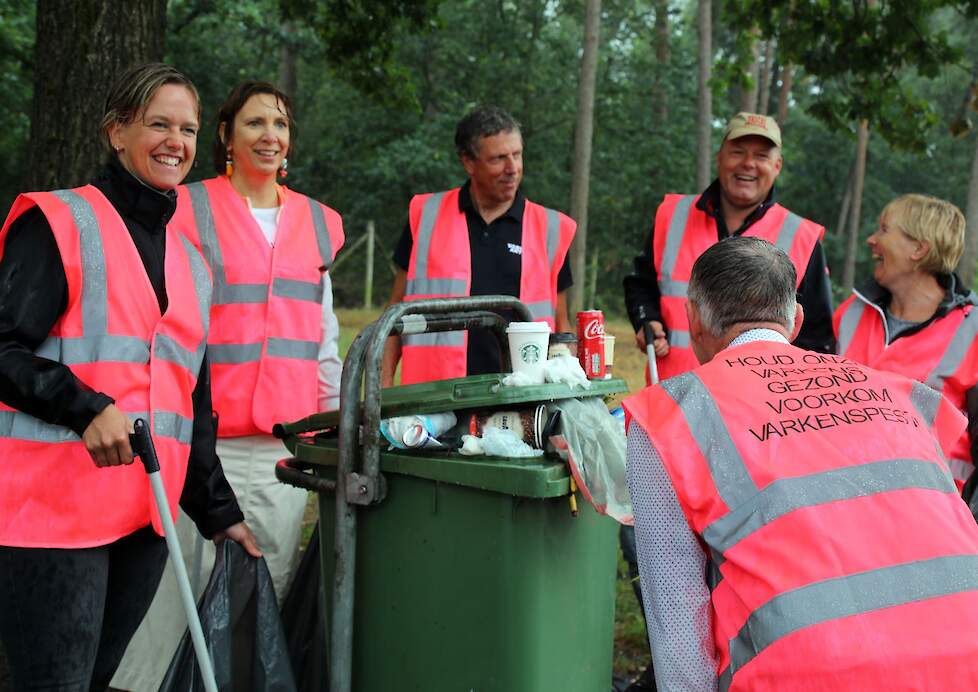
[
  {"xmin": 277, "ymin": 374, "xmax": 627, "ymax": 498},
  {"xmin": 294, "ymin": 439, "xmax": 572, "ymax": 498},
  {"xmin": 278, "ymin": 374, "xmax": 627, "ymax": 436}
]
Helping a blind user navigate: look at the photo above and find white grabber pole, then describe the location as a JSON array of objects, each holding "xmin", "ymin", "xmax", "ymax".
[
  {"xmin": 643, "ymin": 322, "xmax": 660, "ymax": 385},
  {"xmin": 130, "ymin": 418, "xmax": 219, "ymax": 692}
]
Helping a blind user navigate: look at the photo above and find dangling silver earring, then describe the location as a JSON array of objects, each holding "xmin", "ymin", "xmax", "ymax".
[{"xmin": 279, "ymin": 157, "xmax": 288, "ymax": 179}]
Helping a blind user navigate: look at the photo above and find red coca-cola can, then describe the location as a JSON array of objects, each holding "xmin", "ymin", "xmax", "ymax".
[{"xmin": 576, "ymin": 310, "xmax": 605, "ymax": 379}]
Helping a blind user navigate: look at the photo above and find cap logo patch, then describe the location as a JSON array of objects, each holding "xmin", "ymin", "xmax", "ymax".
[{"xmin": 746, "ymin": 115, "xmax": 768, "ymax": 129}]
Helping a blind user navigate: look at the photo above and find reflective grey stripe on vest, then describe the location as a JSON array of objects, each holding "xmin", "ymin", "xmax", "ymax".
[
  {"xmin": 659, "ymin": 278, "xmax": 689, "ymax": 298},
  {"xmin": 948, "ymin": 458, "xmax": 974, "ymax": 483},
  {"xmin": 702, "ymin": 458, "xmax": 956, "ymax": 556},
  {"xmin": 544, "ymin": 207, "xmax": 561, "ymax": 266},
  {"xmin": 185, "ymin": 182, "xmax": 267, "ymax": 306},
  {"xmin": 267, "ymin": 338, "xmax": 318, "ymax": 359},
  {"xmin": 215, "ymin": 283, "xmax": 267, "ymax": 304},
  {"xmin": 36, "ymin": 335, "xmax": 150, "ymax": 365},
  {"xmin": 181, "ymin": 234, "xmax": 212, "ymax": 333},
  {"xmin": 910, "ymin": 380, "xmax": 940, "ymax": 428},
  {"xmin": 307, "ymin": 197, "xmax": 335, "ymax": 270},
  {"xmin": 208, "ymin": 343, "xmax": 262, "ymax": 364},
  {"xmin": 402, "ymin": 331, "xmax": 465, "ymax": 347},
  {"xmin": 273, "ymin": 277, "xmax": 323, "ymax": 303},
  {"xmin": 836, "ymin": 300, "xmax": 866, "ymax": 356},
  {"xmin": 413, "ymin": 192, "xmax": 446, "ymax": 284},
  {"xmin": 925, "ymin": 309, "xmax": 978, "ymax": 392},
  {"xmin": 404, "ymin": 277, "xmax": 468, "ymax": 296},
  {"xmin": 526, "ymin": 301, "xmax": 555, "ymax": 321},
  {"xmin": 0, "ymin": 410, "xmax": 149, "ymax": 443},
  {"xmin": 154, "ymin": 334, "xmax": 199, "ymax": 371},
  {"xmin": 667, "ymin": 329, "xmax": 690, "ymax": 349},
  {"xmin": 658, "ymin": 195, "xmax": 696, "ymax": 289},
  {"xmin": 908, "ymin": 381, "xmax": 954, "ymax": 481},
  {"xmin": 719, "ymin": 555, "xmax": 978, "ymax": 690},
  {"xmin": 661, "ymin": 372, "xmax": 759, "ymax": 509},
  {"xmin": 0, "ymin": 410, "xmax": 82, "ymax": 442},
  {"xmin": 774, "ymin": 212, "xmax": 803, "ymax": 255},
  {"xmin": 51, "ymin": 190, "xmax": 107, "ymax": 334},
  {"xmin": 179, "ymin": 234, "xmax": 211, "ymax": 375},
  {"xmin": 154, "ymin": 411, "xmax": 194, "ymax": 444}
]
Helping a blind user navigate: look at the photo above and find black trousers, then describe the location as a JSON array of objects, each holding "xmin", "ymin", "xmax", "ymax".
[{"xmin": 0, "ymin": 525, "xmax": 168, "ymax": 691}]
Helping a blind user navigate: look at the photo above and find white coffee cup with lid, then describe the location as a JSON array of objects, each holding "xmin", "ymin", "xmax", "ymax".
[{"xmin": 505, "ymin": 321, "xmax": 552, "ymax": 381}]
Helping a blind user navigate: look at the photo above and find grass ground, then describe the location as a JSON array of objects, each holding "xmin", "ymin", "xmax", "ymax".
[{"xmin": 313, "ymin": 308, "xmax": 651, "ymax": 680}]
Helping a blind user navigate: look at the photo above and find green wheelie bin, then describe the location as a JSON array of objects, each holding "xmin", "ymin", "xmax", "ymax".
[{"xmin": 275, "ymin": 296, "xmax": 626, "ymax": 692}]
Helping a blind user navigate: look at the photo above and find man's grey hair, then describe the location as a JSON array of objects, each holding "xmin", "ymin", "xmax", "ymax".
[
  {"xmin": 455, "ymin": 106, "xmax": 521, "ymax": 160},
  {"xmin": 688, "ymin": 236, "xmax": 797, "ymax": 337}
]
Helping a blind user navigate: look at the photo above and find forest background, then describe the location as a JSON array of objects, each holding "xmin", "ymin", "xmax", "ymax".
[
  {"xmin": 2, "ymin": 0, "xmax": 978, "ymax": 683},
  {"xmin": 4, "ymin": 0, "xmax": 978, "ymax": 320}
]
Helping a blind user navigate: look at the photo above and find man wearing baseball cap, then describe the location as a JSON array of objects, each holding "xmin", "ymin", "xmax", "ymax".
[{"xmin": 618, "ymin": 112, "xmax": 834, "ymax": 691}]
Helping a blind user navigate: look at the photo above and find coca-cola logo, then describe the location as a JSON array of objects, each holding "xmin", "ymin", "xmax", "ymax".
[{"xmin": 583, "ymin": 320, "xmax": 604, "ymax": 339}]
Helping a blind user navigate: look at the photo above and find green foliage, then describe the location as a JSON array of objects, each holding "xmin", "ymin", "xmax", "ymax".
[
  {"xmin": 282, "ymin": 0, "xmax": 440, "ymax": 107},
  {"xmin": 4, "ymin": 0, "xmax": 978, "ymax": 314},
  {"xmin": 725, "ymin": 0, "xmax": 974, "ymax": 150},
  {"xmin": 0, "ymin": 0, "xmax": 33, "ymax": 208}
]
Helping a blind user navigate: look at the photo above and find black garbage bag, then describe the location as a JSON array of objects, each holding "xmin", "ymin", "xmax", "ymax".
[
  {"xmin": 279, "ymin": 525, "xmax": 328, "ymax": 692},
  {"xmin": 159, "ymin": 540, "xmax": 297, "ymax": 692}
]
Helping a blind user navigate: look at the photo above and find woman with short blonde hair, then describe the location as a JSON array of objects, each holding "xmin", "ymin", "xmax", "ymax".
[{"xmin": 835, "ymin": 193, "xmax": 978, "ymax": 493}]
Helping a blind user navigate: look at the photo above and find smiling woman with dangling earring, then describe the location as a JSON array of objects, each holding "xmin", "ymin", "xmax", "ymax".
[{"xmin": 111, "ymin": 81, "xmax": 345, "ymax": 690}]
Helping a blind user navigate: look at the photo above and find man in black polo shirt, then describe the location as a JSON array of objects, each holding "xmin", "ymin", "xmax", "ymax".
[{"xmin": 382, "ymin": 106, "xmax": 575, "ymax": 385}]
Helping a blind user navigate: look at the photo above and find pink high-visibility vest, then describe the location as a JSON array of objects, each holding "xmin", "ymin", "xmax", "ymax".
[
  {"xmin": 652, "ymin": 194, "xmax": 823, "ymax": 380},
  {"xmin": 835, "ymin": 290, "xmax": 978, "ymax": 487},
  {"xmin": 625, "ymin": 341, "xmax": 978, "ymax": 690},
  {"xmin": 401, "ymin": 188, "xmax": 574, "ymax": 384},
  {"xmin": 0, "ymin": 186, "xmax": 211, "ymax": 548},
  {"xmin": 174, "ymin": 176, "xmax": 344, "ymax": 435}
]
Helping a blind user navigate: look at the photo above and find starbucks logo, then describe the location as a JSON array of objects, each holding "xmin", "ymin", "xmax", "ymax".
[{"xmin": 520, "ymin": 343, "xmax": 542, "ymax": 364}]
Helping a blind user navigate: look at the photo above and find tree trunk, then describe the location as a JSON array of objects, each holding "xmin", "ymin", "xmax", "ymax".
[
  {"xmin": 835, "ymin": 160, "xmax": 855, "ymax": 236},
  {"xmin": 652, "ymin": 0, "xmax": 670, "ymax": 125},
  {"xmin": 739, "ymin": 29, "xmax": 761, "ymax": 113},
  {"xmin": 568, "ymin": 0, "xmax": 601, "ymax": 314},
  {"xmin": 758, "ymin": 39, "xmax": 775, "ymax": 115},
  {"xmin": 842, "ymin": 120, "xmax": 870, "ymax": 293},
  {"xmin": 25, "ymin": 0, "xmax": 167, "ymax": 191},
  {"xmin": 278, "ymin": 20, "xmax": 298, "ymax": 101},
  {"xmin": 695, "ymin": 0, "xmax": 712, "ymax": 190},
  {"xmin": 958, "ymin": 133, "xmax": 978, "ymax": 288},
  {"xmin": 776, "ymin": 62, "xmax": 792, "ymax": 127}
]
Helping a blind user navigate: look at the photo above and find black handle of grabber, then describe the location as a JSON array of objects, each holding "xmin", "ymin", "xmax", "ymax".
[
  {"xmin": 129, "ymin": 418, "xmax": 159, "ymax": 474},
  {"xmin": 642, "ymin": 322, "xmax": 656, "ymax": 349}
]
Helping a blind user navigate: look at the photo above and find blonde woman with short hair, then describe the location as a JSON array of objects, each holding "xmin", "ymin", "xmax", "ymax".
[{"xmin": 835, "ymin": 193, "xmax": 978, "ymax": 493}]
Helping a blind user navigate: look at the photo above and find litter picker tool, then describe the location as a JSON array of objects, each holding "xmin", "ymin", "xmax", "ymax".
[
  {"xmin": 130, "ymin": 418, "xmax": 219, "ymax": 692},
  {"xmin": 643, "ymin": 322, "xmax": 660, "ymax": 385}
]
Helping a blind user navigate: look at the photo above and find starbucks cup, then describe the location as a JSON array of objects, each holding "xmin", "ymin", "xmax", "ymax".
[{"xmin": 506, "ymin": 322, "xmax": 552, "ymax": 380}]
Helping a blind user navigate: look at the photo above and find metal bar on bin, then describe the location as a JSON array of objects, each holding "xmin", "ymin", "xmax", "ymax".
[
  {"xmin": 330, "ymin": 320, "xmax": 376, "ymax": 692},
  {"xmin": 362, "ymin": 297, "xmax": 531, "ymax": 486},
  {"xmin": 328, "ymin": 296, "xmax": 533, "ymax": 692},
  {"xmin": 275, "ymin": 458, "xmax": 338, "ymax": 493}
]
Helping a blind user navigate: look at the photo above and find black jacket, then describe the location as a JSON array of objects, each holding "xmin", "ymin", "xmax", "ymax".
[
  {"xmin": 0, "ymin": 158, "xmax": 243, "ymax": 538},
  {"xmin": 622, "ymin": 180, "xmax": 836, "ymax": 354}
]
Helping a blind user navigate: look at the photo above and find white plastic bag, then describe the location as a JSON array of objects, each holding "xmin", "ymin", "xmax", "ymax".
[{"xmin": 549, "ymin": 397, "xmax": 631, "ymax": 525}]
